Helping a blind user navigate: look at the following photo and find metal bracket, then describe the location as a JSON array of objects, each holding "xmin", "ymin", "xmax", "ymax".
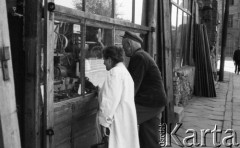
[
  {"xmin": 48, "ymin": 2, "xmax": 55, "ymax": 12},
  {"xmin": 151, "ymin": 27, "xmax": 156, "ymax": 32},
  {"xmin": 0, "ymin": 46, "xmax": 10, "ymax": 61},
  {"xmin": 0, "ymin": 47, "xmax": 10, "ymax": 81},
  {"xmin": 46, "ymin": 128, "xmax": 55, "ymax": 136}
]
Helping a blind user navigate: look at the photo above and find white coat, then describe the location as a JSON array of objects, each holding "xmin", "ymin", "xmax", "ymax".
[{"xmin": 98, "ymin": 62, "xmax": 140, "ymax": 148}]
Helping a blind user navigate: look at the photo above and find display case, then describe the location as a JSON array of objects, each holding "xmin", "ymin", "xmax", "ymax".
[
  {"xmin": 51, "ymin": 20, "xmax": 100, "ymax": 147},
  {"xmin": 50, "ymin": 20, "xmax": 112, "ymax": 148},
  {"xmin": 43, "ymin": 1, "xmax": 150, "ymax": 147}
]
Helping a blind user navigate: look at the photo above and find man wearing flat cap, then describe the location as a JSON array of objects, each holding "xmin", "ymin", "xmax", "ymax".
[{"xmin": 122, "ymin": 31, "xmax": 167, "ymax": 148}]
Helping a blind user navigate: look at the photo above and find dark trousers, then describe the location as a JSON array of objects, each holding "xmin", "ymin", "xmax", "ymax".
[
  {"xmin": 138, "ymin": 116, "xmax": 161, "ymax": 148},
  {"xmin": 234, "ymin": 61, "xmax": 240, "ymax": 74},
  {"xmin": 136, "ymin": 104, "xmax": 164, "ymax": 148}
]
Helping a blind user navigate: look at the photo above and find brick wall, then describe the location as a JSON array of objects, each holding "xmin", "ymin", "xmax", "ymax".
[{"xmin": 173, "ymin": 66, "xmax": 195, "ymax": 107}]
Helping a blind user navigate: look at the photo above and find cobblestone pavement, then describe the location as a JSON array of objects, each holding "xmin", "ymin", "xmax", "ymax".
[{"xmin": 163, "ymin": 59, "xmax": 240, "ymax": 148}]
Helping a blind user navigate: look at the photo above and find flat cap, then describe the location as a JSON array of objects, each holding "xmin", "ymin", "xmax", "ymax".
[{"xmin": 121, "ymin": 31, "xmax": 143, "ymax": 44}]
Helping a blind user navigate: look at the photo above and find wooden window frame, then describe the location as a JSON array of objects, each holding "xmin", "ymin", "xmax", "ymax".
[
  {"xmin": 54, "ymin": 4, "xmax": 151, "ymax": 94},
  {"xmin": 170, "ymin": 0, "xmax": 192, "ymax": 69},
  {"xmin": 55, "ymin": 5, "xmax": 150, "ymax": 33},
  {"xmin": 171, "ymin": 0, "xmax": 191, "ymax": 15},
  {"xmin": 82, "ymin": 0, "xmax": 138, "ymax": 24},
  {"xmin": 42, "ymin": 1, "xmax": 153, "ymax": 147}
]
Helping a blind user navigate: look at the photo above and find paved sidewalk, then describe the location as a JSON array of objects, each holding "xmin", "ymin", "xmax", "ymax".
[{"xmin": 164, "ymin": 59, "xmax": 240, "ymax": 148}]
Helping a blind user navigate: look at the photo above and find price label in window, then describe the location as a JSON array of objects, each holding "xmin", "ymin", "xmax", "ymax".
[{"xmin": 73, "ymin": 24, "xmax": 81, "ymax": 34}]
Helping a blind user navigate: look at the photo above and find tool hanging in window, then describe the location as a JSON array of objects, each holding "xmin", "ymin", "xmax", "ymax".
[
  {"xmin": 11, "ymin": 7, "xmax": 23, "ymax": 17},
  {"xmin": 54, "ymin": 23, "xmax": 70, "ymax": 65}
]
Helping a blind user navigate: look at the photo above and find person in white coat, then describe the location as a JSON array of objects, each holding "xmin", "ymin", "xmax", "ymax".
[{"xmin": 98, "ymin": 46, "xmax": 140, "ymax": 148}]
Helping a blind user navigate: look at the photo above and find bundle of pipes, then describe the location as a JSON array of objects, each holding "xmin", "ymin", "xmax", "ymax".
[{"xmin": 193, "ymin": 24, "xmax": 216, "ymax": 97}]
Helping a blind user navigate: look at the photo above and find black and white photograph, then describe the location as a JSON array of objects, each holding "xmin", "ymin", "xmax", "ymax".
[{"xmin": 0, "ymin": 0, "xmax": 240, "ymax": 148}]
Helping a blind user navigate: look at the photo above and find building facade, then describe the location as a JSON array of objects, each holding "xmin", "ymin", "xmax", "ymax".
[{"xmin": 218, "ymin": 0, "xmax": 240, "ymax": 57}]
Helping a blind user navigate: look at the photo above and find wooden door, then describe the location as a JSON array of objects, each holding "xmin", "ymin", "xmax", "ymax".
[{"xmin": 0, "ymin": 0, "xmax": 21, "ymax": 147}]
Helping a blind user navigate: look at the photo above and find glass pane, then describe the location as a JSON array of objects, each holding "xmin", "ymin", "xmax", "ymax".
[
  {"xmin": 172, "ymin": 0, "xmax": 178, "ymax": 3},
  {"xmin": 55, "ymin": 0, "xmax": 83, "ymax": 10},
  {"xmin": 175, "ymin": 10, "xmax": 183, "ymax": 69},
  {"xmin": 183, "ymin": 0, "xmax": 188, "ymax": 10},
  {"xmin": 135, "ymin": 0, "xmax": 143, "ymax": 25},
  {"xmin": 114, "ymin": 30, "xmax": 124, "ymax": 46},
  {"xmin": 86, "ymin": 0, "xmax": 112, "ymax": 17},
  {"xmin": 171, "ymin": 5, "xmax": 177, "ymax": 39},
  {"xmin": 115, "ymin": 0, "xmax": 132, "ymax": 22},
  {"xmin": 53, "ymin": 21, "xmax": 83, "ymax": 102},
  {"xmin": 171, "ymin": 6, "xmax": 178, "ymax": 68},
  {"xmin": 183, "ymin": 12, "xmax": 187, "ymax": 24},
  {"xmin": 186, "ymin": 15, "xmax": 191, "ymax": 64},
  {"xmin": 178, "ymin": 0, "xmax": 183, "ymax": 7},
  {"xmin": 181, "ymin": 13, "xmax": 189, "ymax": 66},
  {"xmin": 85, "ymin": 26, "xmax": 108, "ymax": 88}
]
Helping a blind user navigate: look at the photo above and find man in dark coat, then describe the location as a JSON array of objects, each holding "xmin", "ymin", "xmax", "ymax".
[
  {"xmin": 233, "ymin": 47, "xmax": 240, "ymax": 74},
  {"xmin": 122, "ymin": 31, "xmax": 167, "ymax": 148}
]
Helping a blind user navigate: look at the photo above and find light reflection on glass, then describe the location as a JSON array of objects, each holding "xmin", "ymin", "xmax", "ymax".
[
  {"xmin": 115, "ymin": 0, "xmax": 132, "ymax": 22},
  {"xmin": 171, "ymin": 5, "xmax": 177, "ymax": 69},
  {"xmin": 183, "ymin": 12, "xmax": 187, "ymax": 24},
  {"xmin": 175, "ymin": 10, "xmax": 183, "ymax": 69},
  {"xmin": 178, "ymin": 0, "xmax": 183, "ymax": 7},
  {"xmin": 183, "ymin": 0, "xmax": 189, "ymax": 10},
  {"xmin": 85, "ymin": 26, "xmax": 108, "ymax": 87},
  {"xmin": 55, "ymin": 0, "xmax": 82, "ymax": 10},
  {"xmin": 86, "ymin": 0, "xmax": 112, "ymax": 17},
  {"xmin": 135, "ymin": 0, "xmax": 143, "ymax": 25},
  {"xmin": 171, "ymin": 6, "xmax": 177, "ymax": 30}
]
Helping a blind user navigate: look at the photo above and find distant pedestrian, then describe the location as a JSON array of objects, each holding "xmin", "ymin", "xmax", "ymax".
[
  {"xmin": 98, "ymin": 46, "xmax": 140, "ymax": 148},
  {"xmin": 233, "ymin": 47, "xmax": 240, "ymax": 74},
  {"xmin": 122, "ymin": 31, "xmax": 167, "ymax": 148}
]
